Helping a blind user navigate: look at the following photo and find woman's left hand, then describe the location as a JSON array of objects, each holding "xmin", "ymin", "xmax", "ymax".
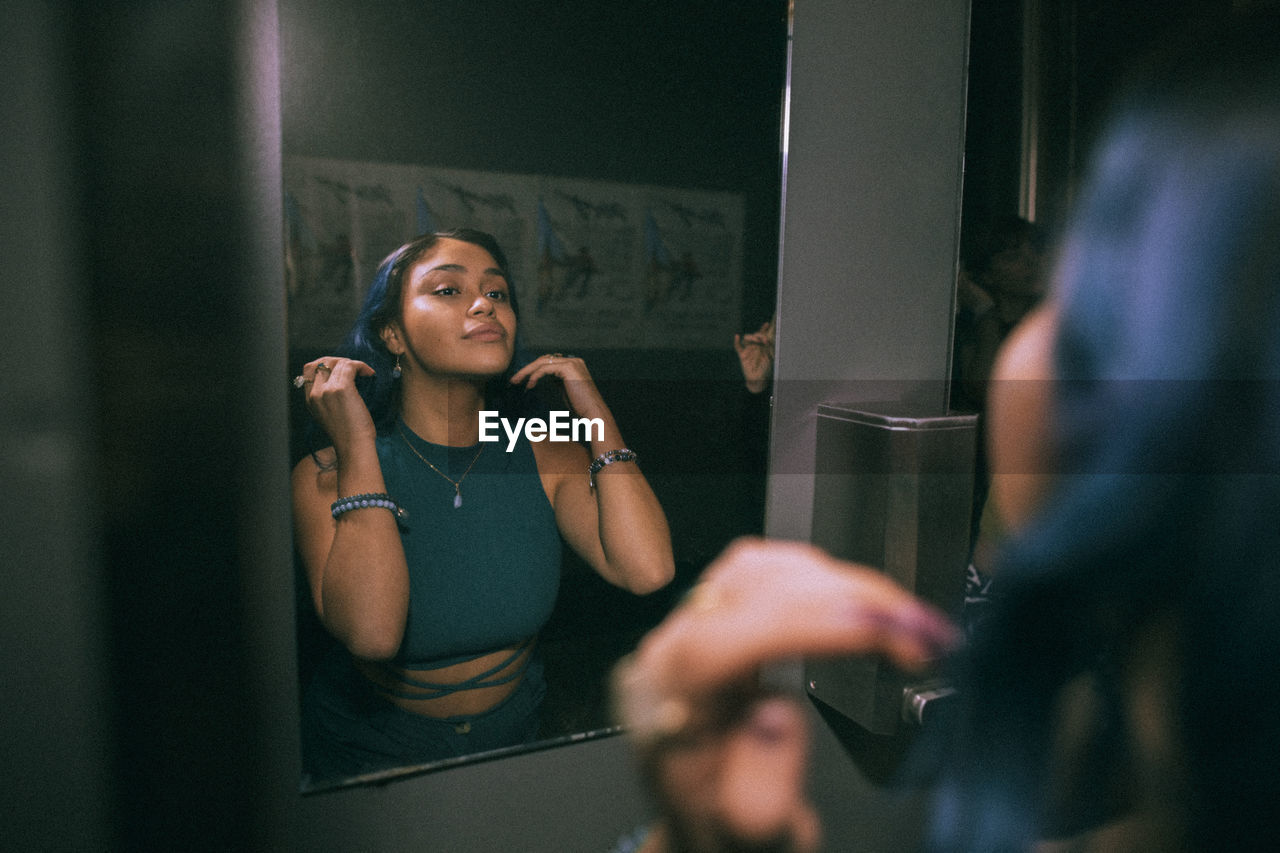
[
  {"xmin": 509, "ymin": 353, "xmax": 610, "ymax": 422},
  {"xmin": 514, "ymin": 352, "xmax": 674, "ymax": 596}
]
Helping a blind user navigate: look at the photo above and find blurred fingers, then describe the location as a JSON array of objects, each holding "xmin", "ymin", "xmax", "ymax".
[
  {"xmin": 640, "ymin": 696, "xmax": 820, "ymax": 853},
  {"xmin": 717, "ymin": 697, "xmax": 816, "ymax": 850},
  {"xmin": 638, "ymin": 539, "xmax": 958, "ymax": 693}
]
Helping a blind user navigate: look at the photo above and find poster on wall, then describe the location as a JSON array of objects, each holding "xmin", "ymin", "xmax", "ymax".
[
  {"xmin": 636, "ymin": 188, "xmax": 745, "ymax": 349},
  {"xmin": 283, "ymin": 156, "xmax": 743, "ymax": 352},
  {"xmin": 531, "ymin": 179, "xmax": 643, "ymax": 348}
]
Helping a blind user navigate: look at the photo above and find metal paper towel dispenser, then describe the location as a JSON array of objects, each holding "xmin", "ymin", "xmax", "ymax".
[{"xmin": 805, "ymin": 403, "xmax": 978, "ymax": 735}]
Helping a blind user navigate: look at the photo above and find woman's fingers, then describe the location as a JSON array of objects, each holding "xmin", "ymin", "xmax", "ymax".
[
  {"xmin": 510, "ymin": 355, "xmax": 612, "ymax": 421},
  {"xmin": 295, "ymin": 356, "xmax": 374, "ymax": 390},
  {"xmin": 316, "ymin": 358, "xmax": 372, "ymax": 391},
  {"xmin": 509, "ymin": 352, "xmax": 586, "ymax": 388},
  {"xmin": 303, "ymin": 359, "xmax": 374, "ymax": 406}
]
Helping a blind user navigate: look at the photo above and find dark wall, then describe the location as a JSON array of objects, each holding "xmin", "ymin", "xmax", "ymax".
[
  {"xmin": 963, "ymin": 0, "xmax": 1239, "ymax": 244},
  {"xmin": 280, "ymin": 0, "xmax": 788, "ymax": 334},
  {"xmin": 962, "ymin": 0, "xmax": 1026, "ymax": 228},
  {"xmin": 3, "ymin": 3, "xmax": 112, "ymax": 847},
  {"xmin": 4, "ymin": 1, "xmax": 298, "ymax": 849},
  {"xmin": 1070, "ymin": 0, "xmax": 1237, "ymax": 152}
]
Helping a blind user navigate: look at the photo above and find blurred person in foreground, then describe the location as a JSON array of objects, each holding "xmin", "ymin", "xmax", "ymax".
[{"xmin": 613, "ymin": 8, "xmax": 1280, "ymax": 851}]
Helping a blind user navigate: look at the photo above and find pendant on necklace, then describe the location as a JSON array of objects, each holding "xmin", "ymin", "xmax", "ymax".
[{"xmin": 396, "ymin": 425, "xmax": 482, "ymax": 511}]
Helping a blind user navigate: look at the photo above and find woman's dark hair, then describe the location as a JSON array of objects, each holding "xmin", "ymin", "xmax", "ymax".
[
  {"xmin": 932, "ymin": 9, "xmax": 1280, "ymax": 850},
  {"xmin": 307, "ymin": 228, "xmax": 544, "ymax": 450}
]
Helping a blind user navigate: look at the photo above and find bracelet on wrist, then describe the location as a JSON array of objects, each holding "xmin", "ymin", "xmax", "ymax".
[
  {"xmin": 589, "ymin": 448, "xmax": 638, "ymax": 489},
  {"xmin": 330, "ymin": 492, "xmax": 409, "ymax": 523}
]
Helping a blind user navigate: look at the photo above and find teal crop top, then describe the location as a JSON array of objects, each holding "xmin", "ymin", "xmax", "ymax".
[{"xmin": 375, "ymin": 418, "xmax": 563, "ymax": 669}]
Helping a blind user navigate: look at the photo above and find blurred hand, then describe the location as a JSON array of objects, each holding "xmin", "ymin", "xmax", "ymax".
[{"xmin": 616, "ymin": 538, "xmax": 958, "ymax": 853}]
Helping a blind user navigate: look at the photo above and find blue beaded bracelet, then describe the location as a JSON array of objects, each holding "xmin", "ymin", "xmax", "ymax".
[
  {"xmin": 330, "ymin": 492, "xmax": 409, "ymax": 522},
  {"xmin": 588, "ymin": 448, "xmax": 637, "ymax": 488}
]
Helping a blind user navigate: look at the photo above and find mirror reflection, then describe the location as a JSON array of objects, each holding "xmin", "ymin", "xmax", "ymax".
[
  {"xmin": 292, "ymin": 230, "xmax": 674, "ymax": 783},
  {"xmin": 281, "ymin": 0, "xmax": 789, "ymax": 789}
]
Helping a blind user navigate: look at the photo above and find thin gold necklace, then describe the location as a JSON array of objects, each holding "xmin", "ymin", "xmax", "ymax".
[{"xmin": 397, "ymin": 425, "xmax": 484, "ymax": 509}]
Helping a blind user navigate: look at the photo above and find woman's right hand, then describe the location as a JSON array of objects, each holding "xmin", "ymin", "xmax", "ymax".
[{"xmin": 297, "ymin": 357, "xmax": 377, "ymax": 453}]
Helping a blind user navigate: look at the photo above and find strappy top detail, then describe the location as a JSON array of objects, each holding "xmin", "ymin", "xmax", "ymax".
[
  {"xmin": 375, "ymin": 420, "xmax": 563, "ymax": 664},
  {"xmin": 371, "ymin": 639, "xmax": 535, "ymax": 700}
]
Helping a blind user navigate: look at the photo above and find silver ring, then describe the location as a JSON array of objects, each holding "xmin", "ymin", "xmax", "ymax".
[{"xmin": 292, "ymin": 375, "xmax": 306, "ymax": 389}]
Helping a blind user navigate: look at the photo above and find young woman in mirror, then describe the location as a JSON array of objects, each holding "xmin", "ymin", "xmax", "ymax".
[
  {"xmin": 292, "ymin": 228, "xmax": 674, "ymax": 782},
  {"xmin": 612, "ymin": 7, "xmax": 1280, "ymax": 851}
]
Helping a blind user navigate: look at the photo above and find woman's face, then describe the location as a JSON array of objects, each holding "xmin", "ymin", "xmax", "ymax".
[{"xmin": 382, "ymin": 238, "xmax": 517, "ymax": 379}]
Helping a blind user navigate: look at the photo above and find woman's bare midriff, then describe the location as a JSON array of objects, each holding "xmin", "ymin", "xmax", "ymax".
[{"xmin": 353, "ymin": 642, "xmax": 532, "ymax": 718}]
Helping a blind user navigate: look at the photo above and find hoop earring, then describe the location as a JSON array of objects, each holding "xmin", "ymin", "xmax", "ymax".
[{"xmin": 392, "ymin": 354, "xmax": 402, "ymax": 379}]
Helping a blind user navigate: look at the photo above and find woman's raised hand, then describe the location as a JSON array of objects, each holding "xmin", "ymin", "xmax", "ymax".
[
  {"xmin": 733, "ymin": 319, "xmax": 775, "ymax": 394},
  {"xmin": 509, "ymin": 353, "xmax": 610, "ymax": 423},
  {"xmin": 295, "ymin": 357, "xmax": 377, "ymax": 452}
]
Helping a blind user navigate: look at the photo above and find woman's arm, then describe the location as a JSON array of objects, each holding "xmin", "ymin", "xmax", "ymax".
[
  {"xmin": 291, "ymin": 357, "xmax": 409, "ymax": 660},
  {"xmin": 514, "ymin": 354, "xmax": 674, "ymax": 595}
]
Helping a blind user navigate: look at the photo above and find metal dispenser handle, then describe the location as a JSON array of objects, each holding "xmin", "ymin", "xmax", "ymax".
[{"xmin": 902, "ymin": 679, "xmax": 958, "ymax": 727}]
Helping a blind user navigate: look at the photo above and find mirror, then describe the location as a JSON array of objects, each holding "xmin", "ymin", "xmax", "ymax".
[{"xmin": 281, "ymin": 0, "xmax": 789, "ymax": 790}]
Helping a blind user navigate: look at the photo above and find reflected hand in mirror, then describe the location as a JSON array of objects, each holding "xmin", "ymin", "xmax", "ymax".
[
  {"xmin": 733, "ymin": 316, "xmax": 776, "ymax": 395},
  {"xmin": 291, "ymin": 229, "xmax": 673, "ymax": 784}
]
